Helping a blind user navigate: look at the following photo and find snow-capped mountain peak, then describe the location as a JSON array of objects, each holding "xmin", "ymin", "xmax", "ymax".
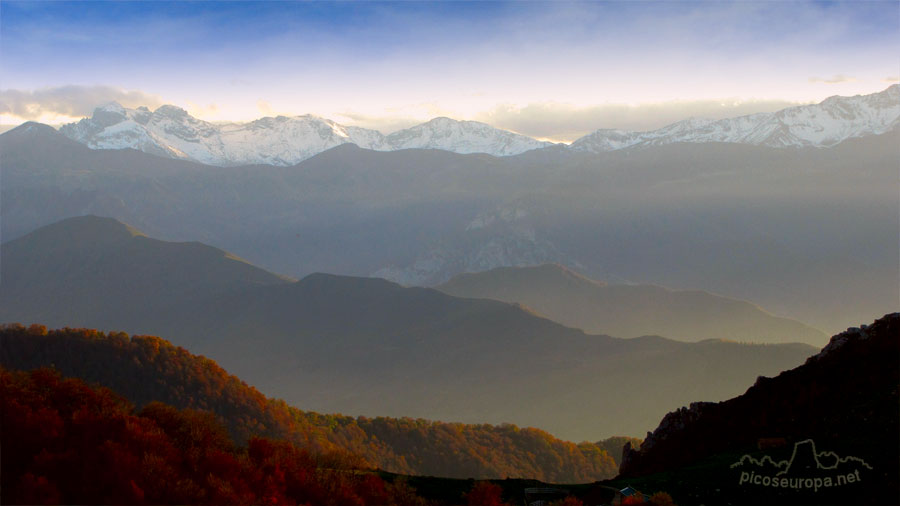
[{"xmin": 383, "ymin": 117, "xmax": 554, "ymax": 155}]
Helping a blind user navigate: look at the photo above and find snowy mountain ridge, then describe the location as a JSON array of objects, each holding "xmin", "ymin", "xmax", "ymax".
[
  {"xmin": 57, "ymin": 85, "xmax": 899, "ymax": 166},
  {"xmin": 571, "ymin": 84, "xmax": 900, "ymax": 152},
  {"xmin": 60, "ymin": 105, "xmax": 554, "ymax": 166}
]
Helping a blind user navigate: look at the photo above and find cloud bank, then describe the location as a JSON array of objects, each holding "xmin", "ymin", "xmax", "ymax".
[{"xmin": 0, "ymin": 86, "xmax": 164, "ymax": 121}]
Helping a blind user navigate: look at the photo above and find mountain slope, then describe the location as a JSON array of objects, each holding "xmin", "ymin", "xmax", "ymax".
[
  {"xmin": 59, "ymin": 104, "xmax": 552, "ymax": 165},
  {"xmin": 0, "ymin": 216, "xmax": 817, "ymax": 441},
  {"xmin": 571, "ymin": 84, "xmax": 899, "ymax": 152},
  {"xmin": 437, "ymin": 264, "xmax": 827, "ymax": 345},
  {"xmin": 0, "ymin": 325, "xmax": 618, "ymax": 482},
  {"xmin": 0, "ymin": 215, "xmax": 289, "ymax": 331},
  {"xmin": 614, "ymin": 313, "xmax": 899, "ymax": 505}
]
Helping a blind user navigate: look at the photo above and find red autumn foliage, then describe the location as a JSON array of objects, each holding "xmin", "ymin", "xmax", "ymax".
[{"xmin": 0, "ymin": 367, "xmax": 427, "ymax": 505}]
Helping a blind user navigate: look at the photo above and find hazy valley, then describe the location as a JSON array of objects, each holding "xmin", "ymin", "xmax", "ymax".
[
  {"xmin": 2, "ymin": 86, "xmax": 898, "ymax": 335},
  {"xmin": 1, "ymin": 215, "xmax": 818, "ymax": 441}
]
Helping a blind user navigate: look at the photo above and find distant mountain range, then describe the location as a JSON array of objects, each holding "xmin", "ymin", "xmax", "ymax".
[
  {"xmin": 56, "ymin": 85, "xmax": 899, "ymax": 166},
  {"xmin": 0, "ymin": 216, "xmax": 817, "ymax": 441},
  {"xmin": 571, "ymin": 84, "xmax": 899, "ymax": 152},
  {"xmin": 437, "ymin": 264, "xmax": 827, "ymax": 345},
  {"xmin": 60, "ymin": 104, "xmax": 555, "ymax": 165}
]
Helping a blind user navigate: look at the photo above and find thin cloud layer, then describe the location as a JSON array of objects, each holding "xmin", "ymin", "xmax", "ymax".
[
  {"xmin": 477, "ymin": 100, "xmax": 802, "ymax": 143},
  {"xmin": 0, "ymin": 86, "xmax": 164, "ymax": 121},
  {"xmin": 809, "ymin": 75, "xmax": 857, "ymax": 84}
]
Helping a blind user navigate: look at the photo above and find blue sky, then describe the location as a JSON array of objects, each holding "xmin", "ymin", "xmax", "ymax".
[{"xmin": 1, "ymin": 1, "xmax": 897, "ymax": 140}]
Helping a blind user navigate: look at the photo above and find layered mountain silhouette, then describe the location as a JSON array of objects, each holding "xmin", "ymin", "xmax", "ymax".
[
  {"xmin": 0, "ymin": 216, "xmax": 817, "ymax": 441},
  {"xmin": 615, "ymin": 313, "xmax": 898, "ymax": 505},
  {"xmin": 438, "ymin": 264, "xmax": 826, "ymax": 344},
  {"xmin": 2, "ymin": 121, "xmax": 896, "ymax": 333}
]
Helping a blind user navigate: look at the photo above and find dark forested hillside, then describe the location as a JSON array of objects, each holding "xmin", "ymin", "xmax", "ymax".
[
  {"xmin": 0, "ymin": 324, "xmax": 618, "ymax": 483},
  {"xmin": 614, "ymin": 313, "xmax": 899, "ymax": 505}
]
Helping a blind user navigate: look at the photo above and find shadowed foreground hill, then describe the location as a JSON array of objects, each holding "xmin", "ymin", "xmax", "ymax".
[
  {"xmin": 614, "ymin": 313, "xmax": 899, "ymax": 506},
  {"xmin": 0, "ymin": 216, "xmax": 818, "ymax": 441},
  {"xmin": 0, "ymin": 324, "xmax": 618, "ymax": 483},
  {"xmin": 438, "ymin": 264, "xmax": 827, "ymax": 345}
]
